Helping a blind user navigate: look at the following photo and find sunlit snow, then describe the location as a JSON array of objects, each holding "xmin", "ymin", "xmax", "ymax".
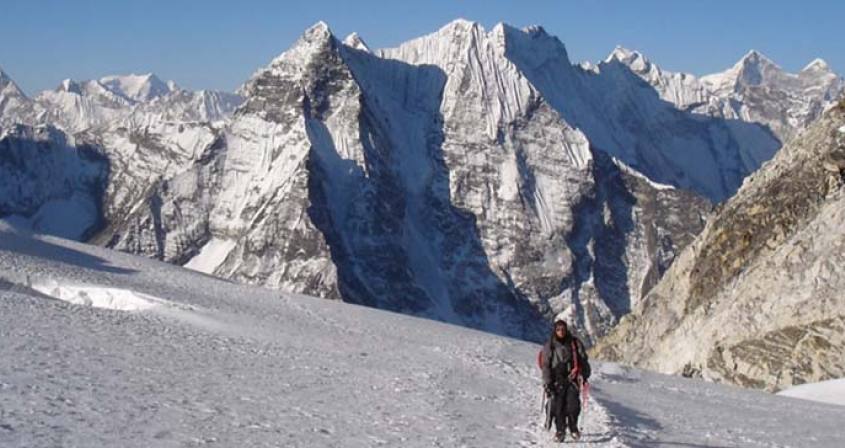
[{"xmin": 1, "ymin": 224, "xmax": 844, "ymax": 447}]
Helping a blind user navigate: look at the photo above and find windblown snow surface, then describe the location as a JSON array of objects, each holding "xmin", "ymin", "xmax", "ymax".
[
  {"xmin": 0, "ymin": 224, "xmax": 843, "ymax": 447},
  {"xmin": 778, "ymin": 379, "xmax": 845, "ymax": 408}
]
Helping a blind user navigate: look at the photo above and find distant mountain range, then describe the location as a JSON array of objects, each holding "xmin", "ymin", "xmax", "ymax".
[{"xmin": 1, "ymin": 20, "xmax": 842, "ymax": 346}]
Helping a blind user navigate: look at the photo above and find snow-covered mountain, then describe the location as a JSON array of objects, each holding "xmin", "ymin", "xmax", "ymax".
[
  {"xmin": 610, "ymin": 47, "xmax": 845, "ymax": 144},
  {"xmin": 98, "ymin": 73, "xmax": 172, "ymax": 102},
  {"xmin": 594, "ymin": 100, "xmax": 845, "ymax": 392},
  {"xmin": 83, "ymin": 21, "xmax": 714, "ymax": 342},
  {"xmin": 1, "ymin": 223, "xmax": 843, "ymax": 447},
  {"xmin": 0, "ymin": 71, "xmax": 242, "ymax": 133},
  {"xmin": 0, "ymin": 19, "xmax": 840, "ymax": 343},
  {"xmin": 380, "ymin": 21, "xmax": 783, "ymax": 202}
]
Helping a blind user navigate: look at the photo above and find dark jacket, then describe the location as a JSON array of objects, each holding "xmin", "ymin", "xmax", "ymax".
[{"xmin": 541, "ymin": 333, "xmax": 591, "ymax": 388}]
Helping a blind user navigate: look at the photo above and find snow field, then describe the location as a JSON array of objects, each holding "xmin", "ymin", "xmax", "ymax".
[
  {"xmin": 778, "ymin": 379, "xmax": 845, "ymax": 407},
  {"xmin": 1, "ymin": 226, "xmax": 843, "ymax": 447}
]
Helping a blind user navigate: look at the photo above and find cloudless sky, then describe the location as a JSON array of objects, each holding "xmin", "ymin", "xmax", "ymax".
[{"xmin": 1, "ymin": 0, "xmax": 842, "ymax": 95}]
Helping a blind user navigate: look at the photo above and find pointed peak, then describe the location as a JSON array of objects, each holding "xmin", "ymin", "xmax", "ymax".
[
  {"xmin": 802, "ymin": 58, "xmax": 831, "ymax": 72},
  {"xmin": 343, "ymin": 32, "xmax": 370, "ymax": 53},
  {"xmin": 439, "ymin": 18, "xmax": 483, "ymax": 34},
  {"xmin": 0, "ymin": 68, "xmax": 27, "ymax": 98},
  {"xmin": 288, "ymin": 21, "xmax": 335, "ymax": 53},
  {"xmin": 57, "ymin": 78, "xmax": 83, "ymax": 94},
  {"xmin": 304, "ymin": 20, "xmax": 332, "ymax": 38},
  {"xmin": 606, "ymin": 46, "xmax": 644, "ymax": 63},
  {"xmin": 605, "ymin": 46, "xmax": 655, "ymax": 74},
  {"xmin": 0, "ymin": 67, "xmax": 16, "ymax": 85},
  {"xmin": 266, "ymin": 21, "xmax": 338, "ymax": 68},
  {"xmin": 737, "ymin": 49, "xmax": 777, "ymax": 68},
  {"xmin": 98, "ymin": 73, "xmax": 172, "ymax": 102}
]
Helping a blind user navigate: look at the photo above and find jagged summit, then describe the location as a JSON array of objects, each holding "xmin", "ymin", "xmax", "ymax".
[
  {"xmin": 802, "ymin": 58, "xmax": 831, "ymax": 73},
  {"xmin": 303, "ymin": 20, "xmax": 332, "ymax": 38},
  {"xmin": 737, "ymin": 49, "xmax": 780, "ymax": 70},
  {"xmin": 605, "ymin": 46, "xmax": 651, "ymax": 67},
  {"xmin": 0, "ymin": 68, "xmax": 25, "ymax": 94},
  {"xmin": 265, "ymin": 20, "xmax": 337, "ymax": 70},
  {"xmin": 342, "ymin": 32, "xmax": 370, "ymax": 52},
  {"xmin": 98, "ymin": 73, "xmax": 171, "ymax": 102}
]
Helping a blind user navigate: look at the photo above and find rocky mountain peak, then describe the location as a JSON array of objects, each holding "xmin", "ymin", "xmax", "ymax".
[
  {"xmin": 342, "ymin": 32, "xmax": 370, "ymax": 52},
  {"xmin": 605, "ymin": 46, "xmax": 654, "ymax": 73},
  {"xmin": 302, "ymin": 20, "xmax": 332, "ymax": 41},
  {"xmin": 238, "ymin": 20, "xmax": 351, "ymax": 123},
  {"xmin": 802, "ymin": 58, "xmax": 831, "ymax": 73},
  {"xmin": 265, "ymin": 20, "xmax": 337, "ymax": 71},
  {"xmin": 0, "ymin": 68, "xmax": 26, "ymax": 97},
  {"xmin": 729, "ymin": 49, "xmax": 782, "ymax": 86},
  {"xmin": 57, "ymin": 79, "xmax": 84, "ymax": 95}
]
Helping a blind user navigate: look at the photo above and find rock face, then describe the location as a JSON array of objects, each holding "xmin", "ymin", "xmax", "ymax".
[
  {"xmin": 1, "ymin": 20, "xmax": 839, "ymax": 342},
  {"xmin": 594, "ymin": 100, "xmax": 845, "ymax": 391},
  {"xmin": 0, "ymin": 125, "xmax": 108, "ymax": 240}
]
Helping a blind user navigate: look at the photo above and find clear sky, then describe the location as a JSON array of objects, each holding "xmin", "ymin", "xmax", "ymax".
[{"xmin": 1, "ymin": 0, "xmax": 842, "ymax": 95}]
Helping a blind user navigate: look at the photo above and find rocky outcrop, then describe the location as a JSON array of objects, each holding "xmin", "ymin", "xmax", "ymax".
[{"xmin": 594, "ymin": 101, "xmax": 845, "ymax": 391}]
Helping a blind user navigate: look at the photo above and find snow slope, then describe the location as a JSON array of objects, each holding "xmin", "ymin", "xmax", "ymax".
[
  {"xmin": 1, "ymin": 224, "xmax": 843, "ymax": 447},
  {"xmin": 778, "ymin": 379, "xmax": 845, "ymax": 407}
]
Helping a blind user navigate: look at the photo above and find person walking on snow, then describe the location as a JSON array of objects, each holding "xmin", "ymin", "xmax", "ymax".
[{"xmin": 541, "ymin": 317, "xmax": 591, "ymax": 443}]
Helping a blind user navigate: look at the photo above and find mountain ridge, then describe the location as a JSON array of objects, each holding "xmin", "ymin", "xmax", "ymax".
[
  {"xmin": 0, "ymin": 20, "xmax": 841, "ymax": 344},
  {"xmin": 593, "ymin": 100, "xmax": 845, "ymax": 391}
]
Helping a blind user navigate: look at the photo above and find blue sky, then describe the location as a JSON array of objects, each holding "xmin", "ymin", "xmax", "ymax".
[{"xmin": 1, "ymin": 0, "xmax": 842, "ymax": 95}]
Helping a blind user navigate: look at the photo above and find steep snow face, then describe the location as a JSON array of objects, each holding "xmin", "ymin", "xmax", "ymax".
[
  {"xmin": 206, "ymin": 21, "xmax": 560, "ymax": 338},
  {"xmin": 369, "ymin": 20, "xmax": 706, "ymax": 341},
  {"xmin": 2, "ymin": 226, "xmax": 845, "ymax": 447},
  {"xmin": 605, "ymin": 47, "xmax": 709, "ymax": 110},
  {"xmin": 495, "ymin": 26, "xmax": 780, "ymax": 202},
  {"xmin": 594, "ymin": 104, "xmax": 845, "ymax": 392},
  {"xmin": 380, "ymin": 19, "xmax": 595, "ymax": 316}
]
